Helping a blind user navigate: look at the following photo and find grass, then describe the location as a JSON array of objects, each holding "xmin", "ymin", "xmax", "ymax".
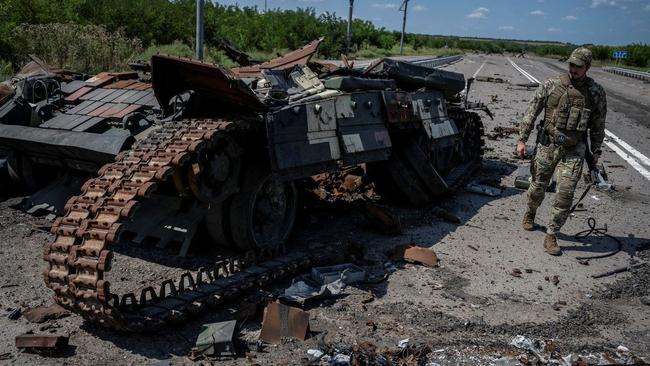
[
  {"xmin": 0, "ymin": 60, "xmax": 12, "ymax": 81},
  {"xmin": 591, "ymin": 59, "xmax": 649, "ymax": 72},
  {"xmin": 350, "ymin": 44, "xmax": 462, "ymax": 60}
]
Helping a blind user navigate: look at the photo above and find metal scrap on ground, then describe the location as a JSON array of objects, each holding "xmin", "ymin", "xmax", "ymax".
[
  {"xmin": 259, "ymin": 301, "xmax": 310, "ymax": 344},
  {"xmin": 15, "ymin": 334, "xmax": 68, "ymax": 354},
  {"xmin": 192, "ymin": 320, "xmax": 237, "ymax": 358},
  {"xmin": 393, "ymin": 245, "xmax": 439, "ymax": 267}
]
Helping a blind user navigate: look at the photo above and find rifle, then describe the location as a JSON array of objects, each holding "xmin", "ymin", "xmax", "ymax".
[{"xmin": 583, "ymin": 133, "xmax": 611, "ymax": 190}]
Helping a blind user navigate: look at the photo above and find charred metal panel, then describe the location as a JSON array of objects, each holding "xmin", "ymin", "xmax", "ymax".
[
  {"xmin": 151, "ymin": 55, "xmax": 265, "ymax": 114},
  {"xmin": 382, "ymin": 91, "xmax": 418, "ymax": 124},
  {"xmin": 0, "ymin": 124, "xmax": 133, "ymax": 167},
  {"xmin": 72, "ymin": 117, "xmax": 107, "ymax": 132},
  {"xmin": 268, "ymin": 99, "xmax": 340, "ymax": 173},
  {"xmin": 410, "ymin": 91, "xmax": 458, "ymax": 140},
  {"xmin": 232, "ymin": 38, "xmax": 323, "ymax": 78},
  {"xmin": 334, "ymin": 93, "xmax": 391, "ymax": 165}
]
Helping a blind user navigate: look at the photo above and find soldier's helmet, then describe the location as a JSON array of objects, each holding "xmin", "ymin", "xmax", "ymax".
[{"xmin": 567, "ymin": 47, "xmax": 593, "ymax": 67}]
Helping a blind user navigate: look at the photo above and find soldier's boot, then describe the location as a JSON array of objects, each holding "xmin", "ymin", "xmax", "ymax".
[
  {"xmin": 522, "ymin": 210, "xmax": 536, "ymax": 231},
  {"xmin": 543, "ymin": 234, "xmax": 562, "ymax": 256}
]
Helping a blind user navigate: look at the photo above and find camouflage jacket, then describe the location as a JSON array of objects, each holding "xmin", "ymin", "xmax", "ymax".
[{"xmin": 518, "ymin": 75, "xmax": 607, "ymax": 153}]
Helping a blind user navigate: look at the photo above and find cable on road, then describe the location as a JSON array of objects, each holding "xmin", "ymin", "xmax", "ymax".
[
  {"xmin": 567, "ymin": 173, "xmax": 622, "ymax": 262},
  {"xmin": 574, "ymin": 217, "xmax": 622, "ymax": 262}
]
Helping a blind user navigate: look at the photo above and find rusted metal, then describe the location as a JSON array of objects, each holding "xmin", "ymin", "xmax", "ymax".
[
  {"xmin": 362, "ymin": 201, "xmax": 402, "ymax": 235},
  {"xmin": 394, "ymin": 245, "xmax": 438, "ymax": 267},
  {"xmin": 231, "ymin": 38, "xmax": 323, "ymax": 78},
  {"xmin": 151, "ymin": 55, "xmax": 266, "ymax": 114},
  {"xmin": 259, "ymin": 301, "xmax": 310, "ymax": 343},
  {"xmin": 15, "ymin": 335, "xmax": 68, "ymax": 351}
]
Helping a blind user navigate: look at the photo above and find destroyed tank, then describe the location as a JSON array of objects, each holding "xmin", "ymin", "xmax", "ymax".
[{"xmin": 0, "ymin": 39, "xmax": 485, "ymax": 330}]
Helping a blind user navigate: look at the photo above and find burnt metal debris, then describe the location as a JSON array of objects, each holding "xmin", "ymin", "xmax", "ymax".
[{"xmin": 0, "ymin": 39, "xmax": 486, "ymax": 331}]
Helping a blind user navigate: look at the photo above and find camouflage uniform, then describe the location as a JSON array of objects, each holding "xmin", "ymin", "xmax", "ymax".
[{"xmin": 518, "ymin": 48, "xmax": 607, "ymax": 235}]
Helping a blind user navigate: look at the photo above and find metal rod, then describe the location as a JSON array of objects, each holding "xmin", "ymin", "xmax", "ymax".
[
  {"xmin": 196, "ymin": 0, "xmax": 205, "ymax": 61},
  {"xmin": 399, "ymin": 0, "xmax": 409, "ymax": 55},
  {"xmin": 346, "ymin": 0, "xmax": 354, "ymax": 54}
]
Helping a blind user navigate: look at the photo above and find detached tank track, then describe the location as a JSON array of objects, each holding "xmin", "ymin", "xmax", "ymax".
[{"xmin": 42, "ymin": 118, "xmax": 335, "ymax": 331}]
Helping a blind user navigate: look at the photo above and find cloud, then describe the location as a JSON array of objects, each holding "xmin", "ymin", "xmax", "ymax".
[
  {"xmin": 466, "ymin": 7, "xmax": 489, "ymax": 19},
  {"xmin": 372, "ymin": 3, "xmax": 398, "ymax": 9},
  {"xmin": 590, "ymin": 0, "xmax": 617, "ymax": 7},
  {"xmin": 562, "ymin": 15, "xmax": 577, "ymax": 20},
  {"xmin": 498, "ymin": 25, "xmax": 515, "ymax": 30},
  {"xmin": 547, "ymin": 27, "xmax": 563, "ymax": 32},
  {"xmin": 590, "ymin": 0, "xmax": 632, "ymax": 9},
  {"xmin": 530, "ymin": 10, "xmax": 545, "ymax": 15},
  {"xmin": 411, "ymin": 5, "xmax": 427, "ymax": 12},
  {"xmin": 645, "ymin": 4, "xmax": 650, "ymax": 11}
]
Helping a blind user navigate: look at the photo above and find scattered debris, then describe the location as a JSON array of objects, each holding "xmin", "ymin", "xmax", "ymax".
[
  {"xmin": 431, "ymin": 206, "xmax": 461, "ymax": 223},
  {"xmin": 510, "ymin": 268, "xmax": 522, "ymax": 278},
  {"xmin": 552, "ymin": 275, "xmax": 560, "ymax": 286},
  {"xmin": 23, "ymin": 304, "xmax": 69, "ymax": 323},
  {"xmin": 15, "ymin": 334, "xmax": 69, "ymax": 354},
  {"xmin": 7, "ymin": 308, "xmax": 21, "ymax": 320},
  {"xmin": 467, "ymin": 244, "xmax": 479, "ymax": 251},
  {"xmin": 280, "ymin": 278, "xmax": 346, "ymax": 304},
  {"xmin": 362, "ymin": 200, "xmax": 402, "ymax": 235},
  {"xmin": 312, "ymin": 263, "xmax": 366, "ymax": 285},
  {"xmin": 397, "ymin": 338, "xmax": 409, "ymax": 348},
  {"xmin": 487, "ymin": 126, "xmax": 519, "ymax": 140},
  {"xmin": 640, "ymin": 296, "xmax": 650, "ymax": 306},
  {"xmin": 476, "ymin": 75, "xmax": 507, "ymax": 83},
  {"xmin": 343, "ymin": 174, "xmax": 363, "ymax": 192},
  {"xmin": 307, "ymin": 349, "xmax": 324, "ymax": 359},
  {"xmin": 592, "ymin": 262, "xmax": 647, "ymax": 279},
  {"xmin": 393, "ymin": 245, "xmax": 438, "ymax": 267},
  {"xmin": 510, "ymin": 335, "xmax": 546, "ymax": 361},
  {"xmin": 465, "ymin": 182, "xmax": 502, "ymax": 197},
  {"xmin": 192, "ymin": 320, "xmax": 237, "ymax": 359},
  {"xmin": 259, "ymin": 301, "xmax": 310, "ymax": 344}
]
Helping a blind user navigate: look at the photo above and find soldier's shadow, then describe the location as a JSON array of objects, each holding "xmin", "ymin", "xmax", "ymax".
[{"xmin": 556, "ymin": 230, "xmax": 649, "ymax": 257}]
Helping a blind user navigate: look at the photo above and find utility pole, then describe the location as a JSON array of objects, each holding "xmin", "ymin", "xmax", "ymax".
[
  {"xmin": 196, "ymin": 0, "xmax": 205, "ymax": 60},
  {"xmin": 346, "ymin": 0, "xmax": 354, "ymax": 54},
  {"xmin": 399, "ymin": 0, "xmax": 409, "ymax": 55}
]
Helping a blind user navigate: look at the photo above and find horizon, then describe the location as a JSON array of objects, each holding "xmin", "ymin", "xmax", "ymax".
[{"xmin": 216, "ymin": 0, "xmax": 650, "ymax": 46}]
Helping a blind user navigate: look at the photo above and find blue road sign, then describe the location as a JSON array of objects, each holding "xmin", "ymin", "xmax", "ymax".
[{"xmin": 613, "ymin": 50, "xmax": 628, "ymax": 59}]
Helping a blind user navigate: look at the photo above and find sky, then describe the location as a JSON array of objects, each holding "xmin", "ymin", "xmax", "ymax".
[{"xmin": 215, "ymin": 0, "xmax": 650, "ymax": 45}]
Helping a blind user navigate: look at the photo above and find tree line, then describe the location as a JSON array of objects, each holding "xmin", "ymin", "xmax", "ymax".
[{"xmin": 1, "ymin": 0, "xmax": 648, "ymax": 76}]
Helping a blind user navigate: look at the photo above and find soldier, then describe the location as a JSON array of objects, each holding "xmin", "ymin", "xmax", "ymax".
[{"xmin": 516, "ymin": 47, "xmax": 606, "ymax": 255}]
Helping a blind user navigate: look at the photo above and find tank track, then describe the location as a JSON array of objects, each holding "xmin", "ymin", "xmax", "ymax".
[
  {"xmin": 447, "ymin": 109, "xmax": 486, "ymax": 191},
  {"xmin": 42, "ymin": 118, "xmax": 336, "ymax": 331}
]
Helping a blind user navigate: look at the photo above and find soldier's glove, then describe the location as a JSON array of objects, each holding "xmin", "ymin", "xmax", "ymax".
[{"xmin": 554, "ymin": 132, "xmax": 567, "ymax": 146}]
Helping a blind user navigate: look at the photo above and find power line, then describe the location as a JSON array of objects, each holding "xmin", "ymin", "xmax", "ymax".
[{"xmin": 399, "ymin": 0, "xmax": 409, "ymax": 55}]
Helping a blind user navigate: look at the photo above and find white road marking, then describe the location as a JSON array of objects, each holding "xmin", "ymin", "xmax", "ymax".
[
  {"xmin": 472, "ymin": 62, "xmax": 486, "ymax": 78},
  {"xmin": 604, "ymin": 139, "xmax": 650, "ymax": 181},
  {"xmin": 507, "ymin": 58, "xmax": 540, "ymax": 84},
  {"xmin": 605, "ymin": 129, "xmax": 650, "ymax": 168}
]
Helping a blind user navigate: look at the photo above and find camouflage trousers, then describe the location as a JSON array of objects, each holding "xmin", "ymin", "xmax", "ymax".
[{"xmin": 527, "ymin": 142, "xmax": 585, "ymax": 234}]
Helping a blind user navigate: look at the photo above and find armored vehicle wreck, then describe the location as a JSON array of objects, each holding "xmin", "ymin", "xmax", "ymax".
[{"xmin": 0, "ymin": 39, "xmax": 485, "ymax": 330}]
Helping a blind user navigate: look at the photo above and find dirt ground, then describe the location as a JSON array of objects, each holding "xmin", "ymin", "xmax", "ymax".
[{"xmin": 1, "ymin": 53, "xmax": 649, "ymax": 365}]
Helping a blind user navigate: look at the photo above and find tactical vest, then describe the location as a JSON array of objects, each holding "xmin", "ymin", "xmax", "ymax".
[{"xmin": 543, "ymin": 74, "xmax": 591, "ymax": 146}]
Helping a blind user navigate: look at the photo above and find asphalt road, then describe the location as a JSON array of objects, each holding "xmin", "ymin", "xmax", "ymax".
[{"xmin": 0, "ymin": 53, "xmax": 648, "ymax": 365}]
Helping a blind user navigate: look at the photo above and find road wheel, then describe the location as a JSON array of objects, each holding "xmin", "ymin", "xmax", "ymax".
[{"xmin": 227, "ymin": 168, "xmax": 298, "ymax": 251}]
